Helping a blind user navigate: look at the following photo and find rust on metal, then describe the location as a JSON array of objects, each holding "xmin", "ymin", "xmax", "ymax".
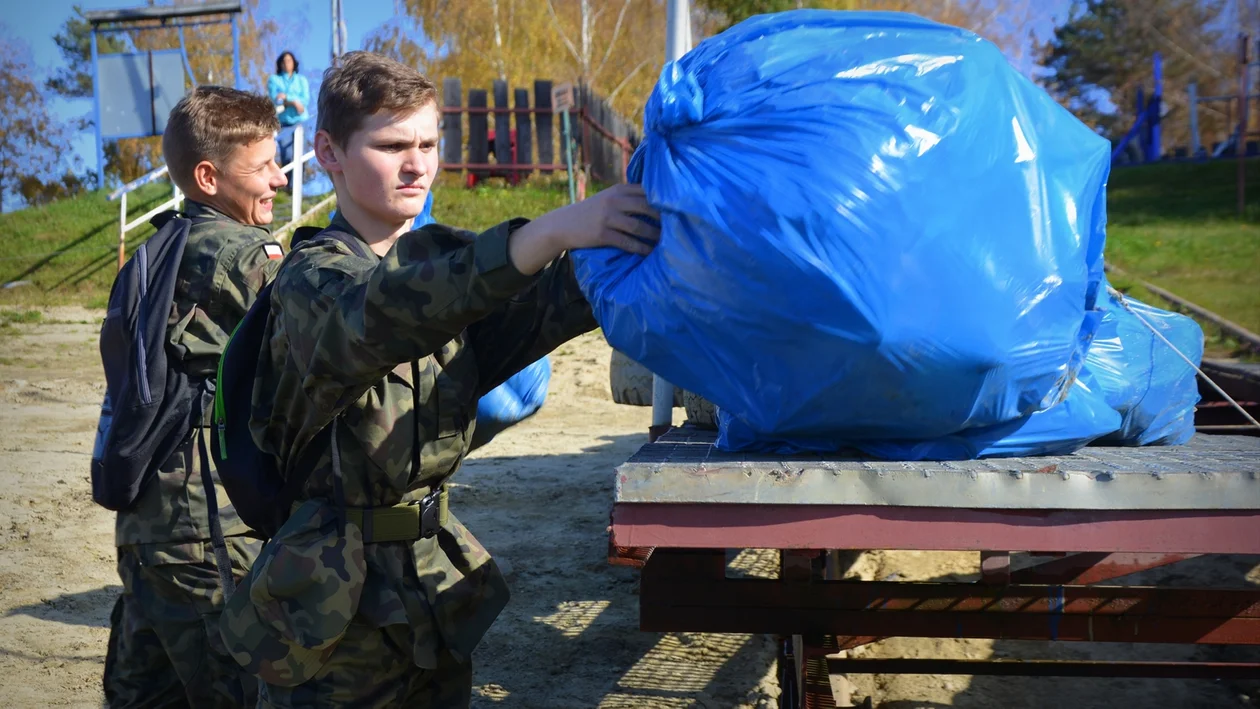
[
  {"xmin": 638, "ymin": 551, "xmax": 1260, "ymax": 644},
  {"xmin": 826, "ymin": 658, "xmax": 1260, "ymax": 679},
  {"xmin": 1010, "ymin": 552, "xmax": 1200, "ymax": 585}
]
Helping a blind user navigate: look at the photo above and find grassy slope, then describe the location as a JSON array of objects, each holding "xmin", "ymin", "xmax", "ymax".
[
  {"xmin": 0, "ymin": 173, "xmax": 572, "ymax": 309},
  {"xmin": 1104, "ymin": 158, "xmax": 1260, "ymax": 356},
  {"xmin": 1, "ymin": 160, "xmax": 1255, "ymax": 341}
]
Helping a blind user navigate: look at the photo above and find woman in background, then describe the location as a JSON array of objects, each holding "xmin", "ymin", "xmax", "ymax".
[{"xmin": 266, "ymin": 51, "xmax": 310, "ymax": 191}]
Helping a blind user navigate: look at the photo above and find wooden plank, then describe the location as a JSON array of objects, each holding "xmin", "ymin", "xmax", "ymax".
[
  {"xmin": 492, "ymin": 79, "xmax": 511, "ymax": 167},
  {"xmin": 467, "ymin": 88, "xmax": 489, "ymax": 175},
  {"xmin": 441, "ymin": 78, "xmax": 462, "ymax": 166},
  {"xmin": 534, "ymin": 80, "xmax": 554, "ymax": 173},
  {"xmin": 514, "ymin": 87, "xmax": 533, "ymax": 174}
]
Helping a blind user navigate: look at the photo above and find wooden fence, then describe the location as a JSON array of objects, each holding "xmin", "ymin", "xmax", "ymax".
[{"xmin": 441, "ymin": 78, "xmax": 640, "ymax": 186}]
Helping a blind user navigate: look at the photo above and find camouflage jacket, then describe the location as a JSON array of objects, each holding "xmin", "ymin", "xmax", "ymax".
[
  {"xmin": 222, "ymin": 213, "xmax": 595, "ymax": 685},
  {"xmin": 116, "ymin": 201, "xmax": 283, "ymax": 547}
]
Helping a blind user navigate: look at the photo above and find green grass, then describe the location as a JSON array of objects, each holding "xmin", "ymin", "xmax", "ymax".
[
  {"xmin": 0, "ymin": 172, "xmax": 572, "ymax": 308},
  {"xmin": 1104, "ymin": 158, "xmax": 1260, "ymax": 356},
  {"xmin": 1, "ymin": 156, "xmax": 1254, "ymax": 349},
  {"xmin": 430, "ymin": 174, "xmax": 574, "ymax": 230},
  {"xmin": 1, "ymin": 309, "xmax": 43, "ymax": 324}
]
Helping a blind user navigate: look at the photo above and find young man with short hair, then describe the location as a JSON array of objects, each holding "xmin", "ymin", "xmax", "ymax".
[
  {"xmin": 104, "ymin": 85, "xmax": 288, "ymax": 708},
  {"xmin": 221, "ymin": 51, "xmax": 659, "ymax": 706}
]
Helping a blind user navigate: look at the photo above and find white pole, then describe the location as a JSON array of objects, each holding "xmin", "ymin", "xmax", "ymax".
[
  {"xmin": 652, "ymin": 0, "xmax": 692, "ymax": 437},
  {"xmin": 1188, "ymin": 81, "xmax": 1201, "ymax": 157},
  {"xmin": 665, "ymin": 0, "xmax": 691, "ymax": 63},
  {"xmin": 291, "ymin": 124, "xmax": 304, "ymax": 225}
]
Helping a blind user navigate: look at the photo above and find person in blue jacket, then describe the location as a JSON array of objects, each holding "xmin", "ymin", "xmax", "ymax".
[{"xmin": 266, "ymin": 51, "xmax": 310, "ymax": 191}]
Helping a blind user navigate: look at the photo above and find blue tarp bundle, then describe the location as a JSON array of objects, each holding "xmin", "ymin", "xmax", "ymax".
[
  {"xmin": 473, "ymin": 357, "xmax": 552, "ymax": 449},
  {"xmin": 573, "ymin": 10, "xmax": 1200, "ymax": 458},
  {"xmin": 1088, "ymin": 284, "xmax": 1202, "ymax": 446}
]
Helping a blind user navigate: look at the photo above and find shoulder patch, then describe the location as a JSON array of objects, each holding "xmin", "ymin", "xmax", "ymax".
[{"xmin": 264, "ymin": 243, "xmax": 284, "ymax": 260}]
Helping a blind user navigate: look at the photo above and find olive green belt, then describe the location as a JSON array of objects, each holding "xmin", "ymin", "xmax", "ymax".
[{"xmin": 298, "ymin": 486, "xmax": 449, "ymax": 544}]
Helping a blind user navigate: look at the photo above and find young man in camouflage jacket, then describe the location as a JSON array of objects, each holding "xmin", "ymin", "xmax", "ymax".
[
  {"xmin": 220, "ymin": 51, "xmax": 660, "ymax": 707},
  {"xmin": 104, "ymin": 86, "xmax": 289, "ymax": 708}
]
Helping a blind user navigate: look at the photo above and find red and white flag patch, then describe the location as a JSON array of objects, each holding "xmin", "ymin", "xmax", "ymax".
[{"xmin": 264, "ymin": 244, "xmax": 284, "ymax": 260}]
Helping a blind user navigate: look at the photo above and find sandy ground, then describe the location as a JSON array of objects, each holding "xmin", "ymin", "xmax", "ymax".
[{"xmin": 0, "ymin": 307, "xmax": 1257, "ymax": 708}]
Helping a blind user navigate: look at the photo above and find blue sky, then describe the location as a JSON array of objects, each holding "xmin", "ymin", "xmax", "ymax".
[{"xmin": 7, "ymin": 0, "xmax": 1074, "ymax": 183}]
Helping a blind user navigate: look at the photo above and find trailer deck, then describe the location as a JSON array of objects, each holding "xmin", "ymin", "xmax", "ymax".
[{"xmin": 608, "ymin": 428, "xmax": 1260, "ymax": 707}]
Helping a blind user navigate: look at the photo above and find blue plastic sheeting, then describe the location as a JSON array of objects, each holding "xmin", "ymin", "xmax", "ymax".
[
  {"xmin": 414, "ymin": 191, "xmax": 436, "ymax": 228},
  {"xmin": 473, "ymin": 357, "xmax": 552, "ymax": 449},
  {"xmin": 1089, "ymin": 286, "xmax": 1202, "ymax": 446},
  {"xmin": 572, "ymin": 10, "xmax": 1113, "ymax": 458}
]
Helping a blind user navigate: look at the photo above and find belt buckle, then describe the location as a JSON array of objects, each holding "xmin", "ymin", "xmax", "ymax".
[{"xmin": 418, "ymin": 489, "xmax": 441, "ymax": 539}]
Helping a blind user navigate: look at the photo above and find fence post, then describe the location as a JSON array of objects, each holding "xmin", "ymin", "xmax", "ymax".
[
  {"xmin": 535, "ymin": 80, "xmax": 555, "ymax": 173},
  {"xmin": 468, "ymin": 89, "xmax": 489, "ymax": 182},
  {"xmin": 492, "ymin": 80, "xmax": 511, "ymax": 175},
  {"xmin": 291, "ymin": 123, "xmax": 304, "ymax": 226},
  {"xmin": 515, "ymin": 87, "xmax": 533, "ymax": 177},
  {"xmin": 442, "ymin": 78, "xmax": 463, "ymax": 166},
  {"xmin": 118, "ymin": 191, "xmax": 128, "ymax": 272}
]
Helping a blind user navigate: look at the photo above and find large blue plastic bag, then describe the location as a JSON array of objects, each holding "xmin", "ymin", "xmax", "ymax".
[
  {"xmin": 1088, "ymin": 285, "xmax": 1202, "ymax": 446},
  {"xmin": 472, "ymin": 357, "xmax": 551, "ymax": 450},
  {"xmin": 843, "ymin": 367, "xmax": 1121, "ymax": 460},
  {"xmin": 572, "ymin": 10, "xmax": 1111, "ymax": 456}
]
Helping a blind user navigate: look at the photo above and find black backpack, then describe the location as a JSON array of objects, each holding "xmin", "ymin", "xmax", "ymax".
[
  {"xmin": 92, "ymin": 211, "xmax": 200, "ymax": 511},
  {"xmin": 212, "ymin": 225, "xmax": 373, "ymax": 538}
]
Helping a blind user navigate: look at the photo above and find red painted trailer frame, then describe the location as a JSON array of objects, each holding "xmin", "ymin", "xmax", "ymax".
[{"xmin": 608, "ymin": 427, "xmax": 1260, "ymax": 708}]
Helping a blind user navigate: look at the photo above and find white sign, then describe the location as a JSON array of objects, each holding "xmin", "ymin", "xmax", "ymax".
[{"xmin": 552, "ymin": 83, "xmax": 574, "ymax": 112}]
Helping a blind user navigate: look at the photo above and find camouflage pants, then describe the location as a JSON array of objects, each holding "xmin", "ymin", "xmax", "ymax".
[
  {"xmin": 104, "ymin": 536, "xmax": 263, "ymax": 709},
  {"xmin": 257, "ymin": 621, "xmax": 472, "ymax": 708}
]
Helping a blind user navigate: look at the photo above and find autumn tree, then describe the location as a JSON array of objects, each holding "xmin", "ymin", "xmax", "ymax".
[
  {"xmin": 0, "ymin": 32, "xmax": 84, "ymax": 211},
  {"xmin": 46, "ymin": 1, "xmax": 286, "ymax": 184},
  {"xmin": 1039, "ymin": 0, "xmax": 1237, "ymax": 149},
  {"xmin": 368, "ymin": 0, "xmax": 668, "ymax": 120},
  {"xmin": 693, "ymin": 0, "xmax": 1041, "ymax": 61}
]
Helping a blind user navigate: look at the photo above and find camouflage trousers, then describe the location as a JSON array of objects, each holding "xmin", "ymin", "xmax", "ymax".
[
  {"xmin": 257, "ymin": 621, "xmax": 472, "ymax": 708},
  {"xmin": 104, "ymin": 535, "xmax": 263, "ymax": 709}
]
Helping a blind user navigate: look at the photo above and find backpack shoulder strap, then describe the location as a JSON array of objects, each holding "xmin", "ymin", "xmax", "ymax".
[
  {"xmin": 149, "ymin": 209, "xmax": 185, "ymax": 231},
  {"xmin": 291, "ymin": 223, "xmax": 375, "ymax": 262}
]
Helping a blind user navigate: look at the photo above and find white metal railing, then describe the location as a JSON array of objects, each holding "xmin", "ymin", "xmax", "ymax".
[
  {"xmin": 109, "ymin": 165, "xmax": 182, "ymax": 271},
  {"xmin": 108, "ymin": 123, "xmax": 321, "ymax": 269}
]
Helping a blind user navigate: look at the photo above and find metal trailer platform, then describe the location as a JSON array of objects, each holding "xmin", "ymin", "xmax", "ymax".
[{"xmin": 607, "ymin": 427, "xmax": 1260, "ymax": 708}]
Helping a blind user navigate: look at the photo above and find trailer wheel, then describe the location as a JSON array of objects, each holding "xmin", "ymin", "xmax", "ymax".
[
  {"xmin": 609, "ymin": 349, "xmax": 683, "ymax": 407},
  {"xmin": 683, "ymin": 390, "xmax": 718, "ymax": 429}
]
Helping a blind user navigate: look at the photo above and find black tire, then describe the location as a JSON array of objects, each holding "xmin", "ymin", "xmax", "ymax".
[
  {"xmin": 609, "ymin": 349, "xmax": 683, "ymax": 407},
  {"xmin": 682, "ymin": 390, "xmax": 718, "ymax": 429}
]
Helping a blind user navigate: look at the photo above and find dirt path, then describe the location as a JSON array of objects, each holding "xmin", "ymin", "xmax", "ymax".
[{"xmin": 0, "ymin": 308, "xmax": 1256, "ymax": 708}]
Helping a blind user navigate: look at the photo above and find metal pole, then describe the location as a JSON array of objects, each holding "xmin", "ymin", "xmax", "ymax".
[
  {"xmin": 118, "ymin": 191, "xmax": 127, "ymax": 271},
  {"xmin": 232, "ymin": 14, "xmax": 242, "ymax": 90},
  {"xmin": 331, "ymin": 0, "xmax": 339, "ymax": 63},
  {"xmin": 178, "ymin": 26, "xmax": 197, "ymax": 87},
  {"xmin": 1151, "ymin": 52, "xmax": 1162, "ymax": 161},
  {"xmin": 562, "ymin": 110, "xmax": 576, "ymax": 204},
  {"xmin": 666, "ymin": 0, "xmax": 690, "ymax": 64},
  {"xmin": 292, "ymin": 124, "xmax": 304, "ymax": 224},
  {"xmin": 1188, "ymin": 82, "xmax": 1200, "ymax": 157},
  {"xmin": 1240, "ymin": 34, "xmax": 1250, "ymax": 218},
  {"xmin": 1135, "ymin": 86, "xmax": 1147, "ymax": 161},
  {"xmin": 92, "ymin": 28, "xmax": 105, "ymax": 189},
  {"xmin": 652, "ymin": 0, "xmax": 692, "ymax": 439}
]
